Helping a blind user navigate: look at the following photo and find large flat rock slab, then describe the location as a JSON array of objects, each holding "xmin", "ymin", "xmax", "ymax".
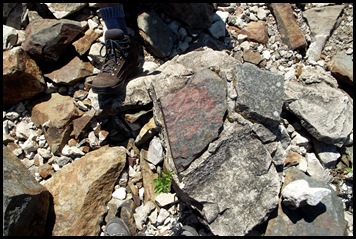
[
  {"xmin": 159, "ymin": 69, "xmax": 226, "ymax": 171},
  {"xmin": 178, "ymin": 123, "xmax": 281, "ymax": 236},
  {"xmin": 284, "ymin": 81, "xmax": 353, "ymax": 147},
  {"xmin": 235, "ymin": 63, "xmax": 285, "ymax": 127}
]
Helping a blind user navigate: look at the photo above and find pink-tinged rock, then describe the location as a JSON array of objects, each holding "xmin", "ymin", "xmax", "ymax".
[
  {"xmin": 159, "ymin": 69, "xmax": 226, "ymax": 172},
  {"xmin": 270, "ymin": 3, "xmax": 307, "ymax": 50},
  {"xmin": 3, "ymin": 46, "xmax": 45, "ymax": 108}
]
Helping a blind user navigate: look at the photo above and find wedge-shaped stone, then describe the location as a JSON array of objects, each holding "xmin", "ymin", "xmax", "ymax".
[
  {"xmin": 179, "ymin": 123, "xmax": 280, "ymax": 236},
  {"xmin": 270, "ymin": 3, "xmax": 307, "ymax": 50}
]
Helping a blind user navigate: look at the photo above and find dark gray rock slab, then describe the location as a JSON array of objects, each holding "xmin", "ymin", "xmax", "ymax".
[
  {"xmin": 3, "ymin": 146, "xmax": 50, "ymax": 236},
  {"xmin": 235, "ymin": 63, "xmax": 285, "ymax": 128}
]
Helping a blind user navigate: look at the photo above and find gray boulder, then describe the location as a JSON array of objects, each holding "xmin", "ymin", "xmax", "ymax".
[
  {"xmin": 177, "ymin": 123, "xmax": 281, "ymax": 236},
  {"xmin": 284, "ymin": 80, "xmax": 353, "ymax": 147}
]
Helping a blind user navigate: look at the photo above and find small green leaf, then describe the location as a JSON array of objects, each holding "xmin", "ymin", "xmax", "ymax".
[
  {"xmin": 151, "ymin": 170, "xmax": 173, "ymax": 194},
  {"xmin": 345, "ymin": 167, "xmax": 353, "ymax": 174}
]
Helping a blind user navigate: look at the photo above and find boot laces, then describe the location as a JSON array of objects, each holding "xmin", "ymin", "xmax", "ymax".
[{"xmin": 100, "ymin": 38, "xmax": 130, "ymax": 74}]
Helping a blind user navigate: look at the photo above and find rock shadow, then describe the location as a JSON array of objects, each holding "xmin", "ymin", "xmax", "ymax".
[{"xmin": 281, "ymin": 202, "xmax": 327, "ymax": 224}]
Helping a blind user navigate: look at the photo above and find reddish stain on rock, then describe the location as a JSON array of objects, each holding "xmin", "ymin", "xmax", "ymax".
[{"xmin": 159, "ymin": 69, "xmax": 226, "ymax": 171}]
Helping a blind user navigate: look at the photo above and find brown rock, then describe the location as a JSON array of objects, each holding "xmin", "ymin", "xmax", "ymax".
[
  {"xmin": 21, "ymin": 18, "xmax": 84, "ymax": 63},
  {"xmin": 135, "ymin": 117, "xmax": 160, "ymax": 147},
  {"xmin": 284, "ymin": 151, "xmax": 303, "ymax": 167},
  {"xmin": 44, "ymin": 145, "xmax": 127, "ymax": 236},
  {"xmin": 243, "ymin": 49, "xmax": 263, "ymax": 65},
  {"xmin": 128, "ymin": 182, "xmax": 141, "ymax": 207},
  {"xmin": 73, "ymin": 89, "xmax": 89, "ymax": 100},
  {"xmin": 44, "ymin": 56, "xmax": 94, "ymax": 86},
  {"xmin": 38, "ymin": 163, "xmax": 54, "ymax": 179},
  {"xmin": 31, "ymin": 93, "xmax": 80, "ymax": 155},
  {"xmin": 239, "ymin": 21, "xmax": 269, "ymax": 44},
  {"xmin": 72, "ymin": 28, "xmax": 101, "ymax": 56},
  {"xmin": 140, "ymin": 149, "xmax": 158, "ymax": 203},
  {"xmin": 67, "ymin": 138, "xmax": 78, "ymax": 147},
  {"xmin": 269, "ymin": 3, "xmax": 307, "ymax": 50},
  {"xmin": 126, "ymin": 138, "xmax": 141, "ymax": 157},
  {"xmin": 3, "ymin": 47, "xmax": 45, "ymax": 108},
  {"xmin": 80, "ymin": 145, "xmax": 90, "ymax": 154},
  {"xmin": 72, "ymin": 109, "xmax": 95, "ymax": 139}
]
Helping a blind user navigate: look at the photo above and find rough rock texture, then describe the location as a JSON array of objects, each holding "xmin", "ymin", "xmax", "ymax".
[
  {"xmin": 178, "ymin": 123, "xmax": 281, "ymax": 236},
  {"xmin": 284, "ymin": 81, "xmax": 353, "ymax": 147},
  {"xmin": 303, "ymin": 5, "xmax": 345, "ymax": 61},
  {"xmin": 269, "ymin": 3, "xmax": 307, "ymax": 50},
  {"xmin": 137, "ymin": 11, "xmax": 177, "ymax": 58},
  {"xmin": 281, "ymin": 179, "xmax": 331, "ymax": 209},
  {"xmin": 3, "ymin": 46, "xmax": 45, "ymax": 108},
  {"xmin": 265, "ymin": 167, "xmax": 347, "ymax": 236},
  {"xmin": 235, "ymin": 63, "xmax": 285, "ymax": 127},
  {"xmin": 3, "ymin": 146, "xmax": 50, "ymax": 236},
  {"xmin": 45, "ymin": 3, "xmax": 87, "ymax": 19},
  {"xmin": 30, "ymin": 93, "xmax": 80, "ymax": 155},
  {"xmin": 2, "ymin": 3, "xmax": 353, "ymax": 237},
  {"xmin": 160, "ymin": 69, "xmax": 226, "ymax": 172},
  {"xmin": 236, "ymin": 21, "xmax": 269, "ymax": 44},
  {"xmin": 21, "ymin": 18, "xmax": 84, "ymax": 63},
  {"xmin": 43, "ymin": 145, "xmax": 127, "ymax": 236},
  {"xmin": 44, "ymin": 56, "xmax": 93, "ymax": 86},
  {"xmin": 327, "ymin": 52, "xmax": 353, "ymax": 86}
]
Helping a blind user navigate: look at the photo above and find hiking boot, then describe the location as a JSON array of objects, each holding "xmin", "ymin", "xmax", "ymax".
[
  {"xmin": 104, "ymin": 217, "xmax": 131, "ymax": 236},
  {"xmin": 91, "ymin": 28, "xmax": 141, "ymax": 94},
  {"xmin": 180, "ymin": 225, "xmax": 199, "ymax": 236}
]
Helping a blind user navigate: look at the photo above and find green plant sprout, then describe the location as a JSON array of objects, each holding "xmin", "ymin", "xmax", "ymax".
[
  {"xmin": 345, "ymin": 167, "xmax": 353, "ymax": 174},
  {"xmin": 152, "ymin": 170, "xmax": 173, "ymax": 194}
]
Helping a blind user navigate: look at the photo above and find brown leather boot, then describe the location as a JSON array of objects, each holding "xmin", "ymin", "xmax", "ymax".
[{"xmin": 91, "ymin": 29, "xmax": 141, "ymax": 94}]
